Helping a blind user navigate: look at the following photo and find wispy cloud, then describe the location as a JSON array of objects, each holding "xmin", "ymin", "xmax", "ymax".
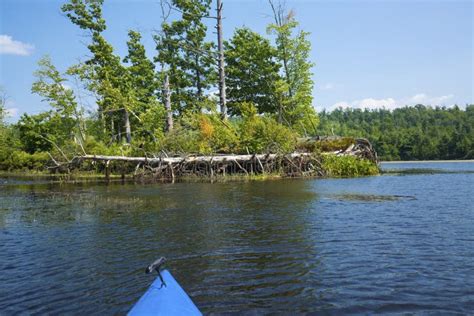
[
  {"xmin": 319, "ymin": 83, "xmax": 335, "ymax": 91},
  {"xmin": 3, "ymin": 100, "xmax": 20, "ymax": 119},
  {"xmin": 407, "ymin": 93, "xmax": 454, "ymax": 105},
  {"xmin": 5, "ymin": 107, "xmax": 19, "ymax": 118},
  {"xmin": 61, "ymin": 83, "xmax": 72, "ymax": 90},
  {"xmin": 329, "ymin": 93, "xmax": 454, "ymax": 111},
  {"xmin": 0, "ymin": 34, "xmax": 34, "ymax": 56}
]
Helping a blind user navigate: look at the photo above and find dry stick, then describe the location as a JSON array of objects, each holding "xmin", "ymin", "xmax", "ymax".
[
  {"xmin": 38, "ymin": 134, "xmax": 69, "ymax": 162},
  {"xmin": 233, "ymin": 159, "xmax": 248, "ymax": 175},
  {"xmin": 134, "ymin": 162, "xmax": 142, "ymax": 176},
  {"xmin": 47, "ymin": 152, "xmax": 61, "ymax": 168},
  {"xmin": 105, "ymin": 160, "xmax": 110, "ymax": 180},
  {"xmin": 169, "ymin": 163, "xmax": 175, "ymax": 181},
  {"xmin": 210, "ymin": 157, "xmax": 214, "ymax": 178},
  {"xmin": 285, "ymin": 155, "xmax": 303, "ymax": 176},
  {"xmin": 256, "ymin": 155, "xmax": 265, "ymax": 174}
]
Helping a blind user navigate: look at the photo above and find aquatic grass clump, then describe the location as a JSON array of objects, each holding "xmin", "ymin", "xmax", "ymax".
[
  {"xmin": 332, "ymin": 193, "xmax": 416, "ymax": 202},
  {"xmin": 322, "ymin": 154, "xmax": 379, "ymax": 177}
]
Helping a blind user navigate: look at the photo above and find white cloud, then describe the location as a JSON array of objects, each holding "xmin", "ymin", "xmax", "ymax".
[
  {"xmin": 5, "ymin": 107, "xmax": 19, "ymax": 118},
  {"xmin": 407, "ymin": 93, "xmax": 454, "ymax": 105},
  {"xmin": 61, "ymin": 83, "xmax": 72, "ymax": 90},
  {"xmin": 330, "ymin": 93, "xmax": 454, "ymax": 111},
  {"xmin": 329, "ymin": 97, "xmax": 397, "ymax": 111},
  {"xmin": 0, "ymin": 35, "xmax": 34, "ymax": 56},
  {"xmin": 319, "ymin": 83, "xmax": 334, "ymax": 91}
]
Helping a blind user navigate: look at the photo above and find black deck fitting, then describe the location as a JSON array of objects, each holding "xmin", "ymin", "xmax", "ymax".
[{"xmin": 145, "ymin": 257, "xmax": 167, "ymax": 288}]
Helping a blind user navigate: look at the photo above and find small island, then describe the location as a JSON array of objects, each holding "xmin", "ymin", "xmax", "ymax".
[
  {"xmin": 0, "ymin": 0, "xmax": 382, "ymax": 180},
  {"xmin": 0, "ymin": 0, "xmax": 471, "ymax": 181}
]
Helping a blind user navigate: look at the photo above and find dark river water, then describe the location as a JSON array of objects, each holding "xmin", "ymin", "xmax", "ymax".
[{"xmin": 1, "ymin": 162, "xmax": 473, "ymax": 314}]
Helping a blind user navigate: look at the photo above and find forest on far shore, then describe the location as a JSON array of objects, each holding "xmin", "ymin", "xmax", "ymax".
[{"xmin": 318, "ymin": 105, "xmax": 473, "ymax": 161}]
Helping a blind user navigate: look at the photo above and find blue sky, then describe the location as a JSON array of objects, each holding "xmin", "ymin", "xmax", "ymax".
[{"xmin": 1, "ymin": 0, "xmax": 472, "ymax": 122}]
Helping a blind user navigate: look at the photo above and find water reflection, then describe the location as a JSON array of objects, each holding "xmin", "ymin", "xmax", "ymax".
[
  {"xmin": 1, "ymin": 163, "xmax": 473, "ymax": 314},
  {"xmin": 1, "ymin": 180, "xmax": 328, "ymax": 314}
]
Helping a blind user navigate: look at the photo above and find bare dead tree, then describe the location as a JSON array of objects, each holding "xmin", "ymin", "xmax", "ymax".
[
  {"xmin": 159, "ymin": 0, "xmax": 174, "ymax": 132},
  {"xmin": 268, "ymin": 0, "xmax": 293, "ymax": 97},
  {"xmin": 163, "ymin": 73, "xmax": 173, "ymax": 132},
  {"xmin": 216, "ymin": 0, "xmax": 227, "ymax": 119}
]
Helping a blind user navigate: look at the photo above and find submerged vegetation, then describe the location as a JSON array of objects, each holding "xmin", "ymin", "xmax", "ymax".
[{"xmin": 331, "ymin": 193, "xmax": 417, "ymax": 202}]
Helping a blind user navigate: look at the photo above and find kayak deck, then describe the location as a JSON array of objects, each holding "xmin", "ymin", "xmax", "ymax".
[{"xmin": 128, "ymin": 269, "xmax": 202, "ymax": 316}]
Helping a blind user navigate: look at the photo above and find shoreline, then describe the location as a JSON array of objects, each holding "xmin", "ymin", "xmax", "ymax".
[{"xmin": 381, "ymin": 160, "xmax": 474, "ymax": 163}]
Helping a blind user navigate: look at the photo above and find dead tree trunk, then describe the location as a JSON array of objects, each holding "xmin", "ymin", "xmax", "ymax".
[
  {"xmin": 216, "ymin": 0, "xmax": 227, "ymax": 120},
  {"xmin": 163, "ymin": 73, "xmax": 173, "ymax": 132},
  {"xmin": 124, "ymin": 109, "xmax": 132, "ymax": 144}
]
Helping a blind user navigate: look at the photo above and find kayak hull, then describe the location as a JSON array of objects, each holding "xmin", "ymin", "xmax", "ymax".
[{"xmin": 128, "ymin": 270, "xmax": 202, "ymax": 316}]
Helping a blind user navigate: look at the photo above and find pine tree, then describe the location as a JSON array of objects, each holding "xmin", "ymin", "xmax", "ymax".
[
  {"xmin": 154, "ymin": 0, "xmax": 215, "ymax": 113},
  {"xmin": 225, "ymin": 27, "xmax": 280, "ymax": 115},
  {"xmin": 123, "ymin": 30, "xmax": 158, "ymax": 111},
  {"xmin": 62, "ymin": 0, "xmax": 132, "ymax": 142}
]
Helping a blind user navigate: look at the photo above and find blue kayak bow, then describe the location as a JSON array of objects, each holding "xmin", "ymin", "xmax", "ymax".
[{"xmin": 128, "ymin": 257, "xmax": 202, "ymax": 316}]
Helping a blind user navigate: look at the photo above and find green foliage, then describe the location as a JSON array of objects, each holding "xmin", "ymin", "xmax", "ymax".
[
  {"xmin": 318, "ymin": 105, "xmax": 474, "ymax": 160},
  {"xmin": 0, "ymin": 124, "xmax": 22, "ymax": 170},
  {"xmin": 194, "ymin": 114, "xmax": 239, "ymax": 154},
  {"xmin": 160, "ymin": 124, "xmax": 201, "ymax": 154},
  {"xmin": 267, "ymin": 9, "xmax": 318, "ymax": 134},
  {"xmin": 154, "ymin": 0, "xmax": 215, "ymax": 113},
  {"xmin": 61, "ymin": 0, "xmax": 106, "ymax": 33},
  {"xmin": 124, "ymin": 30, "xmax": 158, "ymax": 110},
  {"xmin": 237, "ymin": 102, "xmax": 297, "ymax": 153},
  {"xmin": 62, "ymin": 0, "xmax": 130, "ymax": 143},
  {"xmin": 32, "ymin": 56, "xmax": 78, "ymax": 117},
  {"xmin": 297, "ymin": 137, "xmax": 356, "ymax": 153},
  {"xmin": 161, "ymin": 112, "xmax": 239, "ymax": 154},
  {"xmin": 137, "ymin": 106, "xmax": 166, "ymax": 143},
  {"xmin": 16, "ymin": 112, "xmax": 76, "ymax": 153},
  {"xmin": 322, "ymin": 154, "xmax": 379, "ymax": 177},
  {"xmin": 0, "ymin": 150, "xmax": 49, "ymax": 171},
  {"xmin": 1, "ymin": 87, "xmax": 7, "ymax": 125},
  {"xmin": 225, "ymin": 28, "xmax": 280, "ymax": 115}
]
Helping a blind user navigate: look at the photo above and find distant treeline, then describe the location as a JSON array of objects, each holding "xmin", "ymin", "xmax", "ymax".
[{"xmin": 318, "ymin": 105, "xmax": 474, "ymax": 161}]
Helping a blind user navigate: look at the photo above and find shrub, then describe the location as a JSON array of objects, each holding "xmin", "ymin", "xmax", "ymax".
[
  {"xmin": 237, "ymin": 102, "xmax": 297, "ymax": 153},
  {"xmin": 322, "ymin": 154, "xmax": 379, "ymax": 177},
  {"xmin": 0, "ymin": 150, "xmax": 50, "ymax": 171}
]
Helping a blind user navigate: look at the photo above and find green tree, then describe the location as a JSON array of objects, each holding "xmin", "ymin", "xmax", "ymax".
[
  {"xmin": 267, "ymin": 1, "xmax": 318, "ymax": 134},
  {"xmin": 62, "ymin": 0, "xmax": 131, "ymax": 142},
  {"xmin": 154, "ymin": 0, "xmax": 215, "ymax": 113},
  {"xmin": 31, "ymin": 56, "xmax": 85, "ymax": 145},
  {"xmin": 32, "ymin": 56, "xmax": 78, "ymax": 118},
  {"xmin": 123, "ymin": 30, "xmax": 165, "ymax": 142},
  {"xmin": 0, "ymin": 87, "xmax": 6, "ymax": 125},
  {"xmin": 225, "ymin": 27, "xmax": 280, "ymax": 115},
  {"xmin": 318, "ymin": 105, "xmax": 474, "ymax": 160},
  {"xmin": 123, "ymin": 30, "xmax": 157, "ymax": 109},
  {"xmin": 16, "ymin": 112, "xmax": 75, "ymax": 154}
]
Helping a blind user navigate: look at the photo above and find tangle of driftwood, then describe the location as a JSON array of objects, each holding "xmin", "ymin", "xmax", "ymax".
[{"xmin": 46, "ymin": 137, "xmax": 378, "ymax": 180}]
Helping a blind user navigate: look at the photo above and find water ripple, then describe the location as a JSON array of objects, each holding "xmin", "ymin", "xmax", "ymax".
[{"xmin": 1, "ymin": 163, "xmax": 473, "ymax": 314}]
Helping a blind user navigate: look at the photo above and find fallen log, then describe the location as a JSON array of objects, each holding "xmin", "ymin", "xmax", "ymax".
[
  {"xmin": 79, "ymin": 153, "xmax": 313, "ymax": 164},
  {"xmin": 72, "ymin": 153, "xmax": 320, "ymax": 180},
  {"xmin": 297, "ymin": 136, "xmax": 378, "ymax": 163},
  {"xmin": 49, "ymin": 136, "xmax": 378, "ymax": 180}
]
